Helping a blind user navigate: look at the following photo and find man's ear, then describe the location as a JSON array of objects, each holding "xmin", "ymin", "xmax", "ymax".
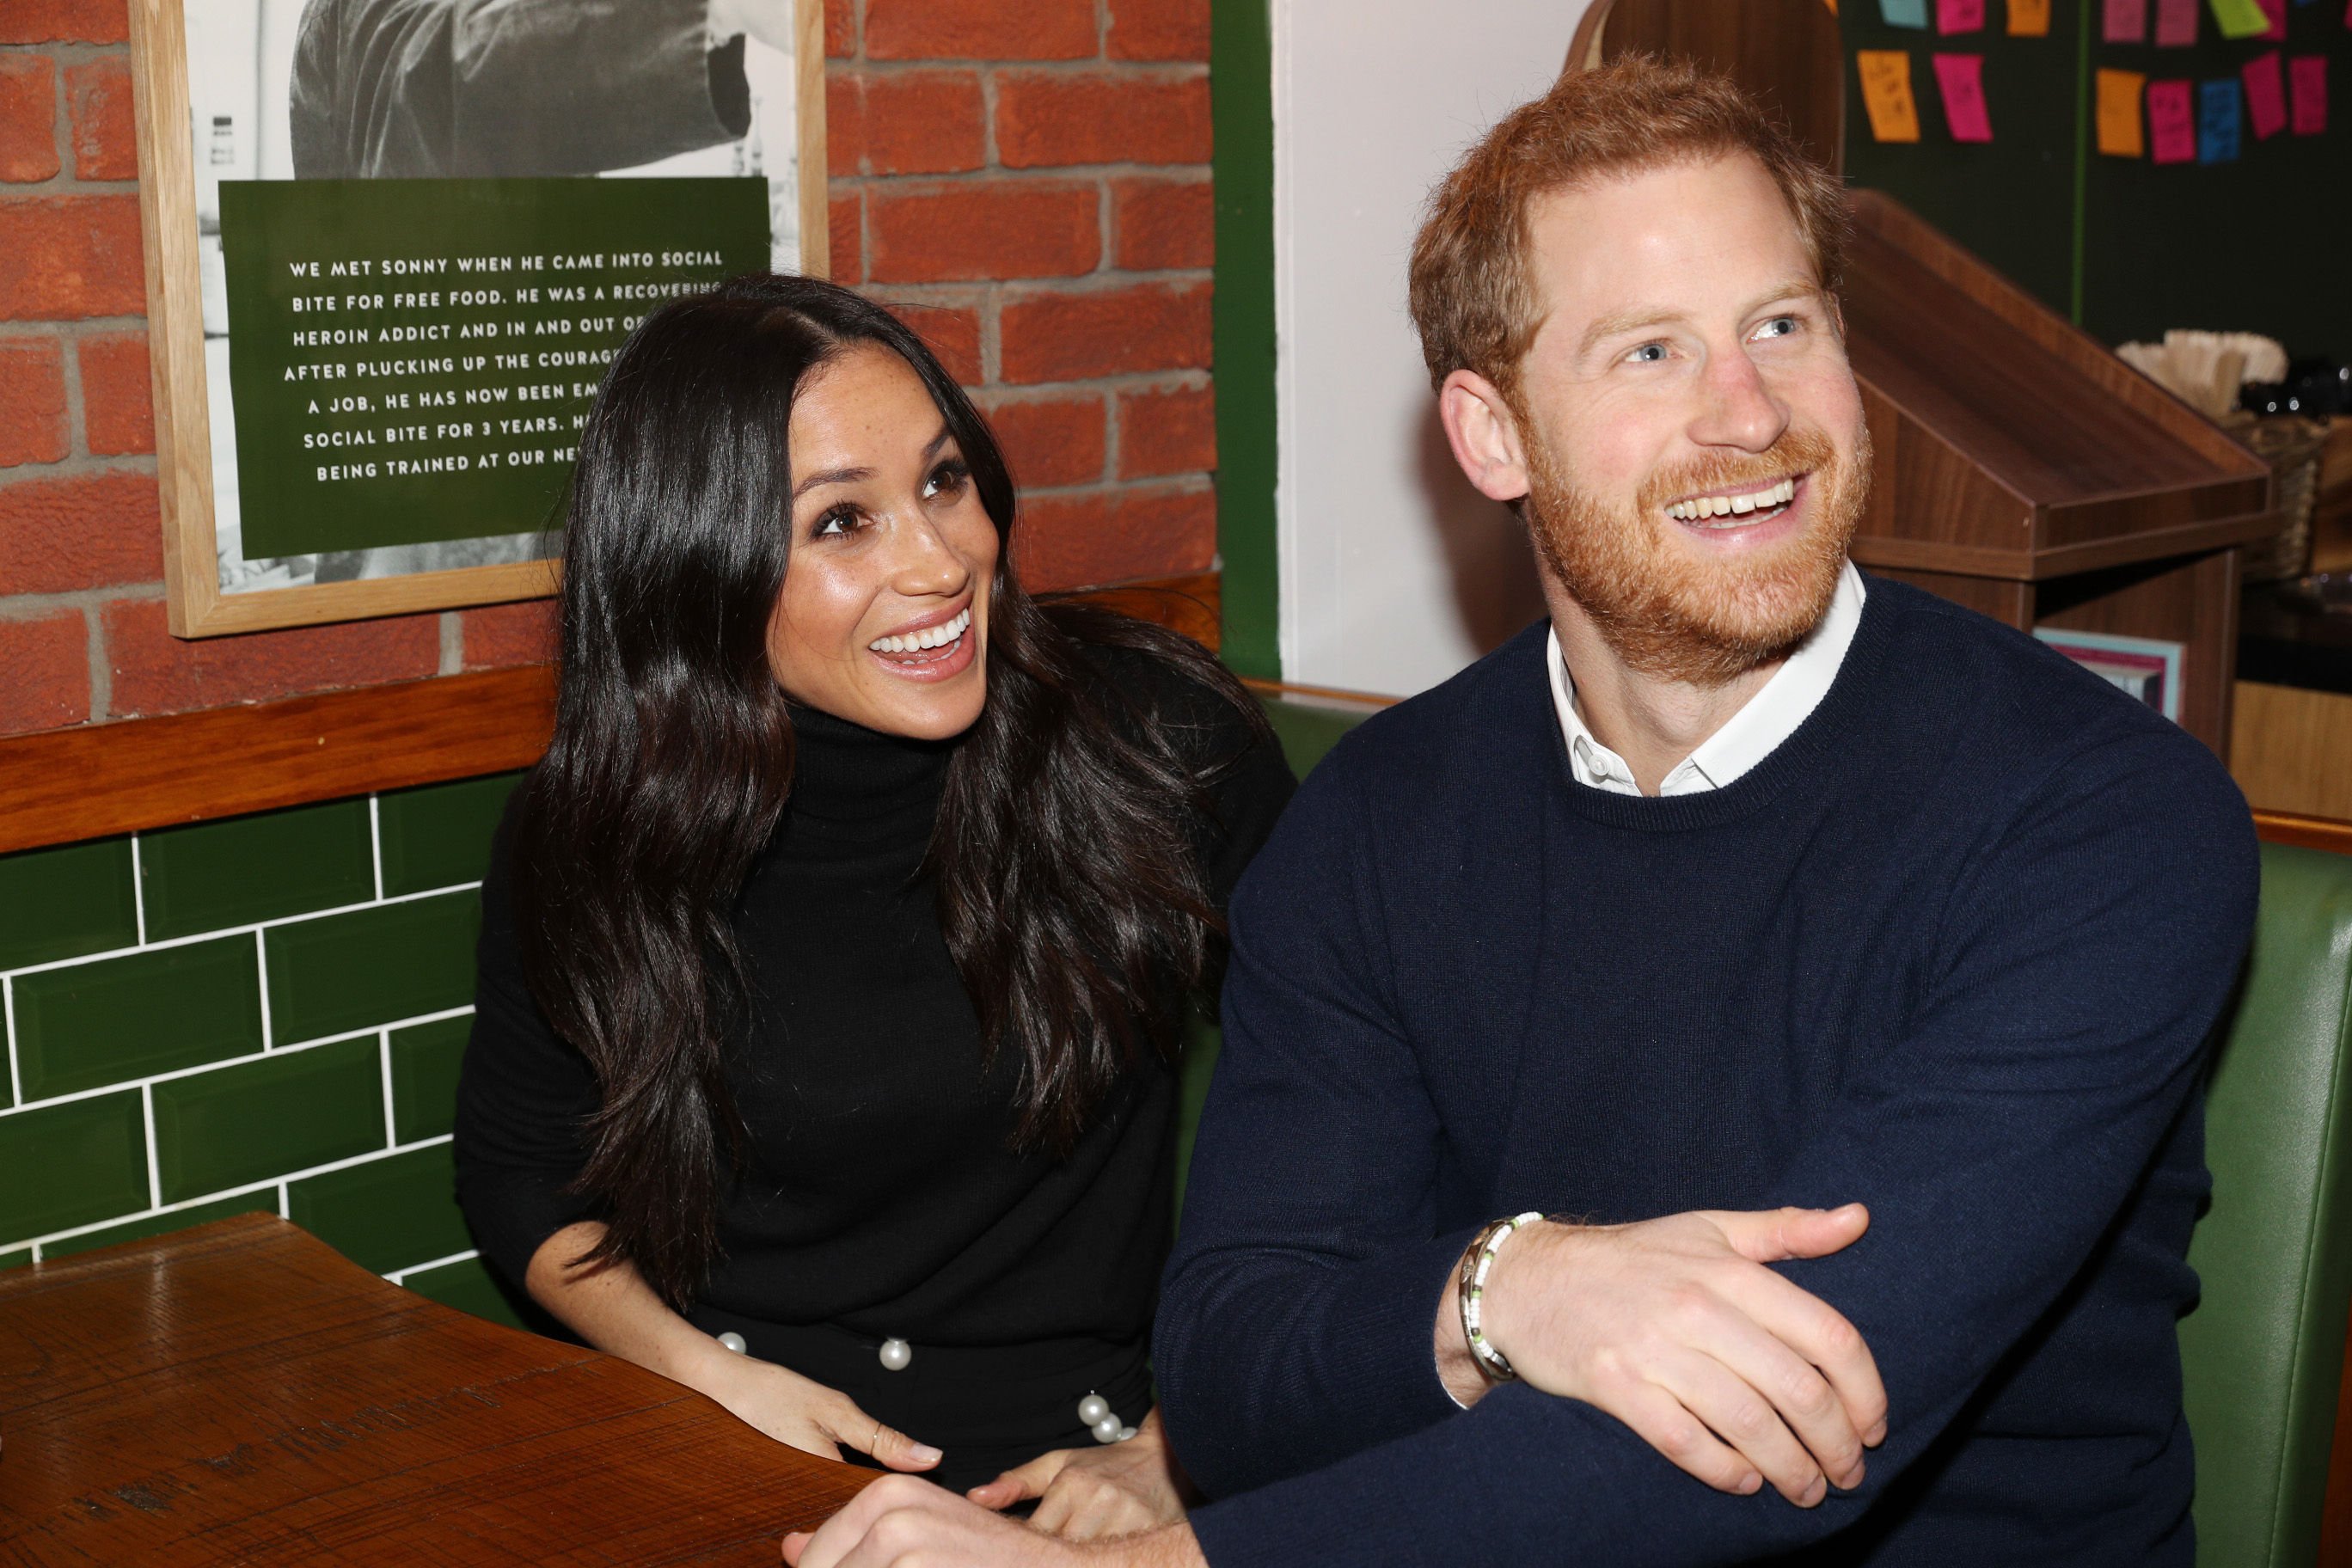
[{"xmin": 1437, "ymin": 369, "xmax": 1533, "ymax": 505}]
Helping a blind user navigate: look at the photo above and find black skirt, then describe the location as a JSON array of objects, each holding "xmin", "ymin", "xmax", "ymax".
[{"xmin": 688, "ymin": 1304, "xmax": 1156, "ymax": 1494}]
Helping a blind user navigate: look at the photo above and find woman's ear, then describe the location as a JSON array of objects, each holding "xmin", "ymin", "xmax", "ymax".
[{"xmin": 1437, "ymin": 370, "xmax": 1534, "ymax": 505}]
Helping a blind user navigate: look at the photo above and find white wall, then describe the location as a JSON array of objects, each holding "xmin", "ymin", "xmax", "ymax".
[{"xmin": 1274, "ymin": 0, "xmax": 1594, "ymax": 696}]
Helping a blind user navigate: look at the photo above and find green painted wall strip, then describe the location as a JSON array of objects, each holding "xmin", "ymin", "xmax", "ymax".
[
  {"xmin": 2070, "ymin": 0, "xmax": 2089, "ymax": 325},
  {"xmin": 1210, "ymin": 0, "xmax": 1280, "ymax": 680}
]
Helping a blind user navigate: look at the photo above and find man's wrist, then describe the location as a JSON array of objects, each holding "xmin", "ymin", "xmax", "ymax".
[{"xmin": 1083, "ymin": 1522, "xmax": 1208, "ymax": 1568}]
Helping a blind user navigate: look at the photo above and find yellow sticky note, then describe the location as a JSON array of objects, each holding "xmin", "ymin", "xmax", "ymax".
[
  {"xmin": 1857, "ymin": 51, "xmax": 1923, "ymax": 143},
  {"xmin": 2207, "ymin": 0, "xmax": 2269, "ymax": 37},
  {"xmin": 2097, "ymin": 68, "xmax": 2147, "ymax": 154},
  {"xmin": 2007, "ymin": 0, "xmax": 2051, "ymax": 33}
]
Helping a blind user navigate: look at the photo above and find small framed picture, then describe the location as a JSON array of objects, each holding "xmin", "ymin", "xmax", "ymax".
[
  {"xmin": 2033, "ymin": 626, "xmax": 2185, "ymax": 722},
  {"xmin": 128, "ymin": 0, "xmax": 827, "ymax": 635}
]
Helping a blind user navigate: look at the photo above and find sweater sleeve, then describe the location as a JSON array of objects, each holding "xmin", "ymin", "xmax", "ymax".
[
  {"xmin": 451, "ymin": 804, "xmax": 605, "ymax": 1291},
  {"xmin": 1161, "ymin": 726, "xmax": 2258, "ymax": 1567}
]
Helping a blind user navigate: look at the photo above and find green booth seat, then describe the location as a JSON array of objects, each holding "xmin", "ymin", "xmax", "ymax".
[
  {"xmin": 2182, "ymin": 842, "xmax": 2352, "ymax": 1567},
  {"xmin": 1177, "ymin": 691, "xmax": 2352, "ymax": 1565}
]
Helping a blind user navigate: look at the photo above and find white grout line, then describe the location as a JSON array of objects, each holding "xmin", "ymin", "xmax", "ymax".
[
  {"xmin": 368, "ymin": 797, "xmax": 386, "ymax": 902},
  {"xmin": 129, "ymin": 835, "xmax": 149, "ymax": 946},
  {"xmin": 379, "ymin": 1030, "xmax": 397, "ymax": 1148},
  {"xmin": 385, "ymin": 1247, "xmax": 478, "ymax": 1286},
  {"xmin": 140, "ymin": 1084, "xmax": 162, "ymax": 1209},
  {"xmin": 4, "ymin": 1134, "xmax": 456, "ymax": 1255},
  {"xmin": 0, "ymin": 1005, "xmax": 475, "ymax": 1118},
  {"xmin": 3, "ymin": 977, "xmax": 20, "ymax": 1109},
  {"xmin": 0, "ymin": 879, "xmax": 487, "ymax": 983},
  {"xmin": 254, "ymin": 931, "xmax": 274, "ymax": 1050}
]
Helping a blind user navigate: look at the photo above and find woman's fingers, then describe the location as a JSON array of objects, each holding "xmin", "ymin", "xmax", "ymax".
[
  {"xmin": 819, "ymin": 1398, "xmax": 941, "ymax": 1472},
  {"xmin": 967, "ymin": 1450, "xmax": 1066, "ymax": 1510}
]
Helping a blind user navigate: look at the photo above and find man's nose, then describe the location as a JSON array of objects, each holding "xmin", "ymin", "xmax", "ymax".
[{"xmin": 1687, "ymin": 348, "xmax": 1789, "ymax": 454}]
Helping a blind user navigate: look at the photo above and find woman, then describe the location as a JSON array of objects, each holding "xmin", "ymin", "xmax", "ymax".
[{"xmin": 453, "ymin": 274, "xmax": 1295, "ymax": 1536}]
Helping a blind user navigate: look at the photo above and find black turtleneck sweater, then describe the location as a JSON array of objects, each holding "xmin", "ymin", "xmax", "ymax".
[{"xmin": 454, "ymin": 647, "xmax": 1295, "ymax": 1412}]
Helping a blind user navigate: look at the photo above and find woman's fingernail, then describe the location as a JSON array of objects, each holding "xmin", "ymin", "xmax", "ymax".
[
  {"xmin": 1865, "ymin": 1420, "xmax": 1888, "ymax": 1446},
  {"xmin": 909, "ymin": 1443, "xmax": 943, "ymax": 1463},
  {"xmin": 1739, "ymin": 1471, "xmax": 1762, "ymax": 1494}
]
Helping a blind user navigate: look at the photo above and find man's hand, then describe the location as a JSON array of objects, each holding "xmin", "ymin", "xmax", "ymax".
[
  {"xmin": 966, "ymin": 1409, "xmax": 1189, "ymax": 1539},
  {"xmin": 1436, "ymin": 1204, "xmax": 1885, "ymax": 1507},
  {"xmin": 784, "ymin": 1475, "xmax": 1207, "ymax": 1568}
]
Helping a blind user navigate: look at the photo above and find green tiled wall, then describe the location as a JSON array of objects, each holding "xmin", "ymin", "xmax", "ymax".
[{"xmin": 0, "ymin": 771, "xmax": 527, "ymax": 1329}]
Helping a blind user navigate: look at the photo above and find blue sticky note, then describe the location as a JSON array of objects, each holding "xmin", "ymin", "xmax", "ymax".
[
  {"xmin": 1882, "ymin": 0, "xmax": 1932, "ymax": 26},
  {"xmin": 2198, "ymin": 77, "xmax": 2243, "ymax": 161}
]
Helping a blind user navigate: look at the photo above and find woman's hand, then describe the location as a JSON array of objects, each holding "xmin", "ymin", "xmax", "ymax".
[
  {"xmin": 521, "ymin": 1222, "xmax": 940, "ymax": 1473},
  {"xmin": 965, "ymin": 1409, "xmax": 1189, "ymax": 1539},
  {"xmin": 706, "ymin": 1355, "xmax": 943, "ymax": 1473}
]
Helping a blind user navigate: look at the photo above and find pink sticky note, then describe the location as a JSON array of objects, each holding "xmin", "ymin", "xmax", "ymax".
[
  {"xmin": 1939, "ymin": 0, "xmax": 1987, "ymax": 28},
  {"xmin": 2292, "ymin": 54, "xmax": 2329, "ymax": 132},
  {"xmin": 2148, "ymin": 78, "xmax": 2197, "ymax": 161},
  {"xmin": 1933, "ymin": 52, "xmax": 1994, "ymax": 140},
  {"xmin": 2258, "ymin": 0, "xmax": 2286, "ymax": 36},
  {"xmin": 2244, "ymin": 51, "xmax": 2288, "ymax": 137},
  {"xmin": 2104, "ymin": 0, "xmax": 2150, "ymax": 40},
  {"xmin": 2156, "ymin": 0, "xmax": 2199, "ymax": 43}
]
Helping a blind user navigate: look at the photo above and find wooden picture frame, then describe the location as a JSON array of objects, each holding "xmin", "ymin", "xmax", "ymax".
[{"xmin": 126, "ymin": 0, "xmax": 830, "ymax": 636}]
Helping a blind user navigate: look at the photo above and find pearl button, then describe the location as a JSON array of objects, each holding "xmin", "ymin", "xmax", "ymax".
[
  {"xmin": 1091, "ymin": 1413, "xmax": 1124, "ymax": 1444},
  {"xmin": 716, "ymin": 1332, "xmax": 747, "ymax": 1354},
  {"xmin": 1077, "ymin": 1393, "xmax": 1110, "ymax": 1426},
  {"xmin": 878, "ymin": 1337, "xmax": 912, "ymax": 1371}
]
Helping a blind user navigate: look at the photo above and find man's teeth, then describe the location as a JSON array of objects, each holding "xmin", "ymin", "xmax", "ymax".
[
  {"xmin": 868, "ymin": 606, "xmax": 971, "ymax": 655},
  {"xmin": 1665, "ymin": 477, "xmax": 1798, "ymax": 522}
]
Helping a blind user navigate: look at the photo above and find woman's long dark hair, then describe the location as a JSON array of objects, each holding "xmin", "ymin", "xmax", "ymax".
[{"xmin": 508, "ymin": 273, "xmax": 1263, "ymax": 1308}]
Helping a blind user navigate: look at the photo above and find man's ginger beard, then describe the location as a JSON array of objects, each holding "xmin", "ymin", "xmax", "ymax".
[{"xmin": 1522, "ymin": 417, "xmax": 1871, "ymax": 687}]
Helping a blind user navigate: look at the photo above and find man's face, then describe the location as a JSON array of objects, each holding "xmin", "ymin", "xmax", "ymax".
[{"xmin": 1510, "ymin": 153, "xmax": 1870, "ymax": 685}]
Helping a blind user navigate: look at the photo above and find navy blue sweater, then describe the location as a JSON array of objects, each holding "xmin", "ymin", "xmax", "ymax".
[{"xmin": 1156, "ymin": 579, "xmax": 2257, "ymax": 1566}]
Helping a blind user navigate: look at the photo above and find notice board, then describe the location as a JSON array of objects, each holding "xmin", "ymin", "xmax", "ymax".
[{"xmin": 1840, "ymin": 0, "xmax": 2350, "ymax": 363}]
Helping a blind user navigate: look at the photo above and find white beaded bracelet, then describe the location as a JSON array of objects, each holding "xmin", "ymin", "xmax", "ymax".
[{"xmin": 1459, "ymin": 1211, "xmax": 1544, "ymax": 1382}]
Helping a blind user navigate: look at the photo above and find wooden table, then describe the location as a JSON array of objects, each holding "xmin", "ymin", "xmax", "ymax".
[{"xmin": 0, "ymin": 1215, "xmax": 873, "ymax": 1564}]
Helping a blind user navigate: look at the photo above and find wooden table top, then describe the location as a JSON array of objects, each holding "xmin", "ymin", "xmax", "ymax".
[{"xmin": 0, "ymin": 1215, "xmax": 873, "ymax": 1564}]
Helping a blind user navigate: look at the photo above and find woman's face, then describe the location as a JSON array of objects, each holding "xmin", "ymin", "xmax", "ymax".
[{"xmin": 769, "ymin": 343, "xmax": 998, "ymax": 740}]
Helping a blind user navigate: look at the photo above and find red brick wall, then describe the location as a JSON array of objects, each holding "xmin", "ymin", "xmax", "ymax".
[{"xmin": 0, "ymin": 0, "xmax": 1214, "ymax": 740}]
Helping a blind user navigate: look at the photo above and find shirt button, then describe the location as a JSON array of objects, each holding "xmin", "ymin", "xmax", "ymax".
[{"xmin": 879, "ymin": 1337, "xmax": 912, "ymax": 1371}]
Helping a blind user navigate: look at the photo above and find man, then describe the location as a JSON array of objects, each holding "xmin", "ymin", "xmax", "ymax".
[{"xmin": 786, "ymin": 57, "xmax": 2257, "ymax": 1567}]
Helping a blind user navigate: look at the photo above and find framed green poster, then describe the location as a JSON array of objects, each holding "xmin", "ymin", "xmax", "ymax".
[{"xmin": 128, "ymin": 0, "xmax": 827, "ymax": 636}]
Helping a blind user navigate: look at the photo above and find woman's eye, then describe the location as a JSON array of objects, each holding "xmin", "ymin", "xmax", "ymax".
[
  {"xmin": 922, "ymin": 460, "xmax": 968, "ymax": 500},
  {"xmin": 812, "ymin": 505, "xmax": 861, "ymax": 539}
]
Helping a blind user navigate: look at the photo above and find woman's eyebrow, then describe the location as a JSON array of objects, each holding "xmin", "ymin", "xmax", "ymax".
[{"xmin": 791, "ymin": 427, "xmax": 958, "ymax": 502}]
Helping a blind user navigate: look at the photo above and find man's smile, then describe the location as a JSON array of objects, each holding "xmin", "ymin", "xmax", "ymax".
[{"xmin": 1663, "ymin": 474, "xmax": 1801, "ymax": 526}]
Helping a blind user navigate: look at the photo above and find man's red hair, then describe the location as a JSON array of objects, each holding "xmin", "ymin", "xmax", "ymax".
[{"xmin": 1407, "ymin": 55, "xmax": 1847, "ymax": 404}]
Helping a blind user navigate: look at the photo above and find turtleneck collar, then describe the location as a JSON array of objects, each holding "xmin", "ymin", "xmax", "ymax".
[{"xmin": 781, "ymin": 702, "xmax": 957, "ymax": 832}]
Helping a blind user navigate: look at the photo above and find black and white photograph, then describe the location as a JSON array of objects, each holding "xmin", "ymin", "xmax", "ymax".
[{"xmin": 173, "ymin": 0, "xmax": 812, "ymax": 602}]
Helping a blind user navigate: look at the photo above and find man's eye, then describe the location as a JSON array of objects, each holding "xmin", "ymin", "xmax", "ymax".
[
  {"xmin": 1755, "ymin": 315, "xmax": 1801, "ymax": 340},
  {"xmin": 1626, "ymin": 342, "xmax": 1669, "ymax": 364}
]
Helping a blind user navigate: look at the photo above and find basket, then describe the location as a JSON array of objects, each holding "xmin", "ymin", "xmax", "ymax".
[{"xmin": 2225, "ymin": 413, "xmax": 2331, "ymax": 583}]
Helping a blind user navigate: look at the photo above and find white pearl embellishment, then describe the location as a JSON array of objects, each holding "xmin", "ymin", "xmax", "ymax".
[
  {"xmin": 716, "ymin": 1332, "xmax": 747, "ymax": 1354},
  {"xmin": 1078, "ymin": 1388, "xmax": 1134, "ymax": 1442},
  {"xmin": 878, "ymin": 1337, "xmax": 912, "ymax": 1371}
]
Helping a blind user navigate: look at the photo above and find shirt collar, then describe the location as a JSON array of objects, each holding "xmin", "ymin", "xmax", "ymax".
[{"xmin": 1547, "ymin": 560, "xmax": 1867, "ymax": 797}]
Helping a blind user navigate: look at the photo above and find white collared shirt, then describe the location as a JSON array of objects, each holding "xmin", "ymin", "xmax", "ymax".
[{"xmin": 1547, "ymin": 561, "xmax": 1866, "ymax": 795}]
